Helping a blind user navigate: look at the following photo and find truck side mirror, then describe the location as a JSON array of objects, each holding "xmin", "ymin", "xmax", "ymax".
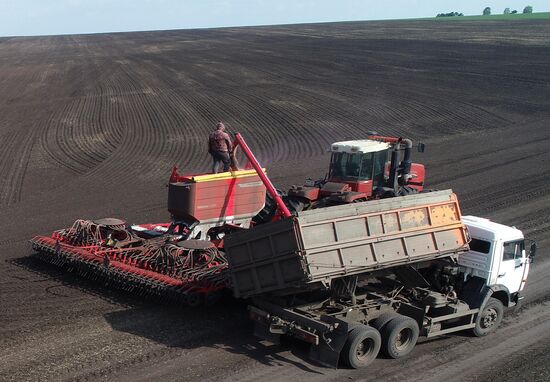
[
  {"xmin": 529, "ymin": 242, "xmax": 537, "ymax": 261},
  {"xmin": 417, "ymin": 143, "xmax": 426, "ymax": 153}
]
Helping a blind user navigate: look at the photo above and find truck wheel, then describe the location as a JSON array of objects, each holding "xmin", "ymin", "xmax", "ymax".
[
  {"xmin": 381, "ymin": 316, "xmax": 419, "ymax": 359},
  {"xmin": 371, "ymin": 312, "xmax": 399, "ymax": 332},
  {"xmin": 342, "ymin": 326, "xmax": 381, "ymax": 369},
  {"xmin": 473, "ymin": 297, "xmax": 504, "ymax": 337}
]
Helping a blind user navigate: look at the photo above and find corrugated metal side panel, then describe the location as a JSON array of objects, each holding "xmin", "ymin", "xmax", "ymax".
[
  {"xmin": 225, "ymin": 190, "xmax": 469, "ymax": 298},
  {"xmin": 225, "ymin": 218, "xmax": 307, "ymax": 298},
  {"xmin": 297, "ymin": 190, "xmax": 454, "ymax": 224},
  {"xmin": 296, "ymin": 192, "xmax": 469, "ymax": 281}
]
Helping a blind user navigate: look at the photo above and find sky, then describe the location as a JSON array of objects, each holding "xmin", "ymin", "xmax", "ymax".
[{"xmin": 1, "ymin": 0, "xmax": 549, "ymax": 37}]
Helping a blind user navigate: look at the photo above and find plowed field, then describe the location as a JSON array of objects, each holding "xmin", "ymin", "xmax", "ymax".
[{"xmin": 1, "ymin": 19, "xmax": 550, "ymax": 381}]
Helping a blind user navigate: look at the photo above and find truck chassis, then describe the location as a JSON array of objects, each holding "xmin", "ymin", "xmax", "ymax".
[{"xmin": 248, "ymin": 263, "xmax": 499, "ymax": 368}]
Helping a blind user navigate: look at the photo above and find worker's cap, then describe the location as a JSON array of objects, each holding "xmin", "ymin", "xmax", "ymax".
[{"xmin": 216, "ymin": 121, "xmax": 225, "ymax": 130}]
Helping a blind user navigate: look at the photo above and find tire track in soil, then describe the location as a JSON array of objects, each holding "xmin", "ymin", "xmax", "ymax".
[
  {"xmin": 0, "ymin": 127, "xmax": 36, "ymax": 206},
  {"xmin": 0, "ymin": 38, "xmax": 70, "ymax": 206},
  {"xmin": 431, "ymin": 149, "xmax": 548, "ymax": 186},
  {"xmin": 74, "ymin": 63, "xmax": 176, "ymax": 184},
  {"xmin": 459, "ymin": 171, "xmax": 550, "ymax": 216},
  {"xmin": 40, "ymin": 79, "xmax": 125, "ymax": 176},
  {"xmin": 132, "ymin": 47, "xmax": 442, "ymax": 163},
  {"xmin": 37, "ymin": 40, "xmax": 145, "ymax": 179},
  {"xmin": 221, "ymin": 46, "xmax": 512, "ymax": 142}
]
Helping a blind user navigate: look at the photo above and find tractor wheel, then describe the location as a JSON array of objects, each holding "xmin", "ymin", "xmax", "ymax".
[
  {"xmin": 341, "ymin": 325, "xmax": 381, "ymax": 369},
  {"xmin": 398, "ymin": 186, "xmax": 418, "ymax": 196},
  {"xmin": 284, "ymin": 195, "xmax": 310, "ymax": 215},
  {"xmin": 376, "ymin": 188, "xmax": 397, "ymax": 199},
  {"xmin": 252, "ymin": 189, "xmax": 286, "ymax": 225},
  {"xmin": 312, "ymin": 197, "xmax": 333, "ymax": 209},
  {"xmin": 381, "ymin": 315, "xmax": 419, "ymax": 359},
  {"xmin": 472, "ymin": 297, "xmax": 504, "ymax": 337}
]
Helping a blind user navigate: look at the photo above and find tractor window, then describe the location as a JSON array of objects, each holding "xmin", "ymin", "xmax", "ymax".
[
  {"xmin": 359, "ymin": 154, "xmax": 374, "ymax": 179},
  {"xmin": 329, "ymin": 152, "xmax": 375, "ymax": 181},
  {"xmin": 372, "ymin": 150, "xmax": 388, "ymax": 186}
]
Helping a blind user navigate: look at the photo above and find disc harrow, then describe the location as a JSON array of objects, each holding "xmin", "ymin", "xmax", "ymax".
[{"xmin": 30, "ymin": 219, "xmax": 229, "ymax": 305}]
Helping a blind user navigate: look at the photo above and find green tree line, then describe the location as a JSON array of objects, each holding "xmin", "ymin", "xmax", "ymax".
[{"xmin": 436, "ymin": 6, "xmax": 533, "ymax": 17}]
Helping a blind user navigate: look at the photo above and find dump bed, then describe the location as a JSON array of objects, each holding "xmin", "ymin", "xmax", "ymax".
[{"xmin": 225, "ymin": 190, "xmax": 469, "ymax": 298}]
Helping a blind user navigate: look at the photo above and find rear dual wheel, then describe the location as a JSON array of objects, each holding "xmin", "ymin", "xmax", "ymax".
[
  {"xmin": 381, "ymin": 316, "xmax": 419, "ymax": 359},
  {"xmin": 342, "ymin": 326, "xmax": 381, "ymax": 369}
]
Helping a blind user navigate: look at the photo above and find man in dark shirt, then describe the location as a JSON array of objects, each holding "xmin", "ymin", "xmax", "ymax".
[{"xmin": 208, "ymin": 121, "xmax": 233, "ymax": 173}]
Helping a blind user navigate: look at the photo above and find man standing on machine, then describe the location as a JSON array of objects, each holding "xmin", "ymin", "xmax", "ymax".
[{"xmin": 208, "ymin": 121, "xmax": 233, "ymax": 173}]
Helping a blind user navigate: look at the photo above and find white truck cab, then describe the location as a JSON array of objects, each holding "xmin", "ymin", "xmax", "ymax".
[{"xmin": 460, "ymin": 215, "xmax": 533, "ymax": 307}]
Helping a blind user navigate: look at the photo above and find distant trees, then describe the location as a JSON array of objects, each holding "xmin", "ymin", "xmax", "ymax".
[
  {"xmin": 439, "ymin": 6, "xmax": 533, "ymax": 18},
  {"xmin": 436, "ymin": 12, "xmax": 464, "ymax": 18},
  {"xmin": 498, "ymin": 5, "xmax": 533, "ymax": 15}
]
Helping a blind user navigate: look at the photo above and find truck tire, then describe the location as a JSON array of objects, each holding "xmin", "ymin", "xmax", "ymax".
[
  {"xmin": 341, "ymin": 325, "xmax": 381, "ymax": 369},
  {"xmin": 472, "ymin": 297, "xmax": 504, "ymax": 337},
  {"xmin": 398, "ymin": 186, "xmax": 418, "ymax": 196},
  {"xmin": 371, "ymin": 312, "xmax": 399, "ymax": 332},
  {"xmin": 381, "ymin": 316, "xmax": 419, "ymax": 359}
]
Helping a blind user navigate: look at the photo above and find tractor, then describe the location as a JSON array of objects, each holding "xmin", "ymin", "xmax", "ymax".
[{"xmin": 255, "ymin": 134, "xmax": 426, "ymax": 222}]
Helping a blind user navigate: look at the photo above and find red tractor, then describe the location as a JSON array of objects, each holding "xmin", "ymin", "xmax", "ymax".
[{"xmin": 255, "ymin": 134, "xmax": 426, "ymax": 222}]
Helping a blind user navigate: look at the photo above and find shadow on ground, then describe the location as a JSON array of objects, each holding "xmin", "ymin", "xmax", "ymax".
[{"xmin": 10, "ymin": 255, "xmax": 324, "ymax": 374}]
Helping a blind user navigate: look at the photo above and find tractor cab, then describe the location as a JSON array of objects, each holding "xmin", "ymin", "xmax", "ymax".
[
  {"xmin": 286, "ymin": 135, "xmax": 426, "ymax": 210},
  {"xmin": 327, "ymin": 140, "xmax": 391, "ymax": 195}
]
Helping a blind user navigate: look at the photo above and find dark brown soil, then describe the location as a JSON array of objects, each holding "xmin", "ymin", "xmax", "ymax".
[{"xmin": 0, "ymin": 18, "xmax": 549, "ymax": 382}]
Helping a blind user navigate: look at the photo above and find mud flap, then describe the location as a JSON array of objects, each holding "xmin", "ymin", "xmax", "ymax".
[
  {"xmin": 308, "ymin": 316, "xmax": 350, "ymax": 369},
  {"xmin": 460, "ymin": 276, "xmax": 490, "ymax": 309}
]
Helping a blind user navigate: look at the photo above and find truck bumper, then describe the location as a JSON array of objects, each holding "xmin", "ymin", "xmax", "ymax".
[
  {"xmin": 248, "ymin": 303, "xmax": 349, "ymax": 368},
  {"xmin": 512, "ymin": 292, "xmax": 525, "ymax": 309}
]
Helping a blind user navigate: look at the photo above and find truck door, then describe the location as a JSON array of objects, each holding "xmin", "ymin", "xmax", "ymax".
[{"xmin": 496, "ymin": 240, "xmax": 526, "ymax": 294}]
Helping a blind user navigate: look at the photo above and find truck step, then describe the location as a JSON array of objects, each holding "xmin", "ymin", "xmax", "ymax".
[{"xmin": 426, "ymin": 323, "xmax": 475, "ymax": 337}]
